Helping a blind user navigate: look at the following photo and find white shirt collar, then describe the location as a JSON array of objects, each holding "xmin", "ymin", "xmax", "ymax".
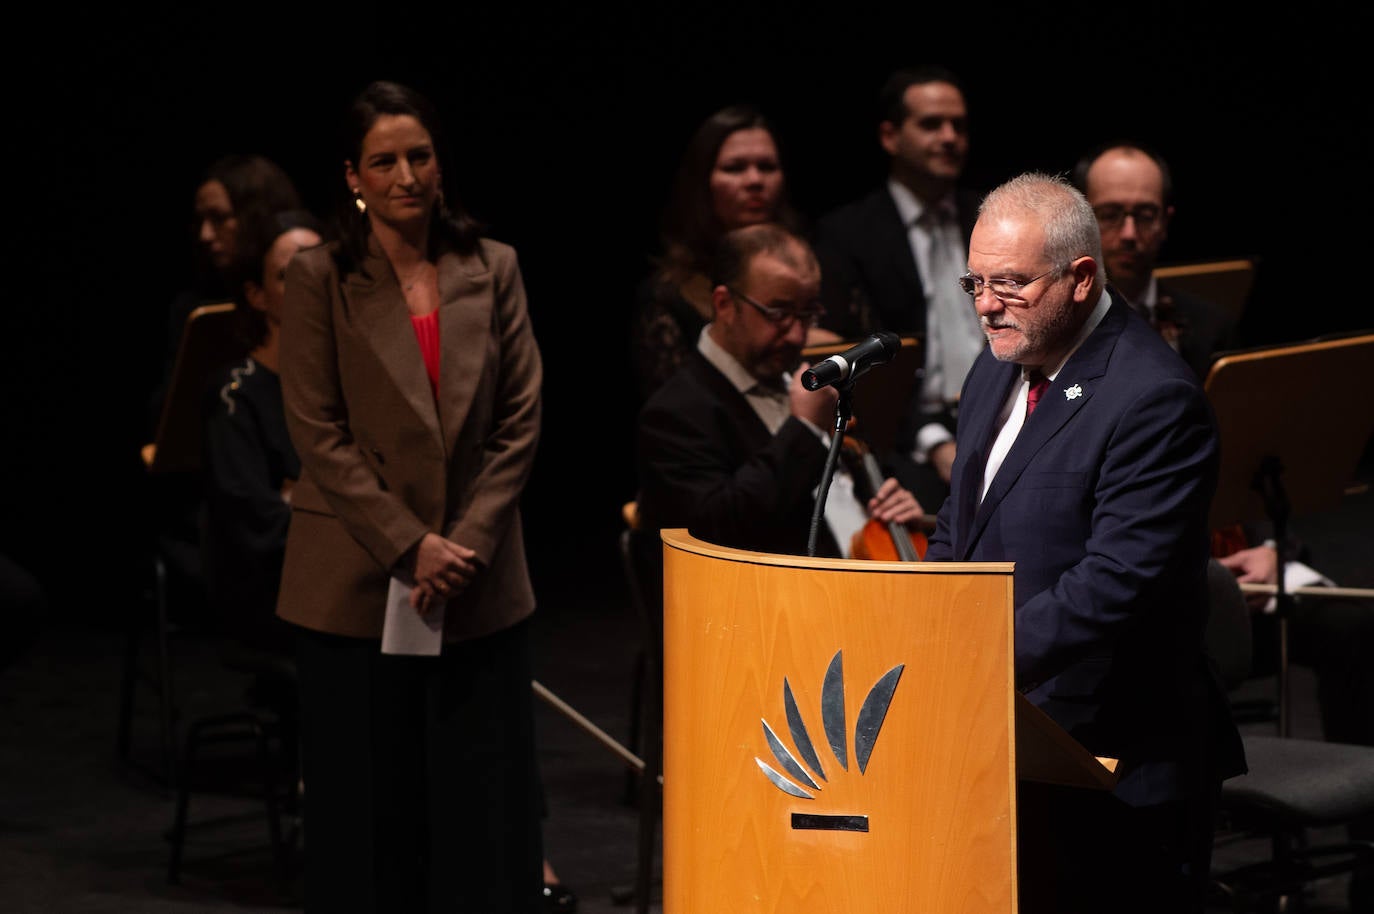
[
  {"xmin": 1139, "ymin": 274, "xmax": 1159, "ymax": 312},
  {"xmin": 887, "ymin": 178, "xmax": 954, "ymax": 228}
]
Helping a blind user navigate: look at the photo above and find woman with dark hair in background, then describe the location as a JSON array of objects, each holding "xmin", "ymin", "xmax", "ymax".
[
  {"xmin": 200, "ymin": 209, "xmax": 326, "ymax": 798},
  {"xmin": 143, "ymin": 153, "xmax": 307, "ymax": 631},
  {"xmin": 276, "ymin": 80, "xmax": 547, "ymax": 912},
  {"xmin": 153, "ymin": 154, "xmax": 305, "ymax": 429},
  {"xmin": 630, "ymin": 104, "xmax": 831, "ymax": 402}
]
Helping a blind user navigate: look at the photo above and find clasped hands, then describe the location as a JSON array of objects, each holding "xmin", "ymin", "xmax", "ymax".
[{"xmin": 407, "ymin": 532, "xmax": 479, "ymax": 615}]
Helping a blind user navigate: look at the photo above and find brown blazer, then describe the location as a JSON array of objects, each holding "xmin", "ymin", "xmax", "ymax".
[{"xmin": 276, "ymin": 236, "xmax": 542, "ymax": 641}]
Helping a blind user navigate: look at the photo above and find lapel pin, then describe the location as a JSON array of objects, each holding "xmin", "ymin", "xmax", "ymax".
[{"xmin": 1064, "ymin": 383, "xmax": 1083, "ymax": 401}]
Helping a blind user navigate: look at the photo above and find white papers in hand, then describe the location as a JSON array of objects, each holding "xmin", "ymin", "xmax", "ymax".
[{"xmin": 382, "ymin": 572, "xmax": 445, "ymax": 655}]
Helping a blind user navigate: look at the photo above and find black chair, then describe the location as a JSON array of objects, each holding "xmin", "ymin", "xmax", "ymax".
[
  {"xmin": 117, "ymin": 546, "xmax": 184, "ymax": 786},
  {"xmin": 166, "ymin": 643, "xmax": 300, "ymax": 888},
  {"xmin": 1205, "ymin": 559, "xmax": 1374, "ymax": 912},
  {"xmin": 119, "ymin": 303, "xmax": 242, "ymax": 785}
]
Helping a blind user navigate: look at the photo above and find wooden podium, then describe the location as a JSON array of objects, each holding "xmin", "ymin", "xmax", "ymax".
[{"xmin": 659, "ymin": 529, "xmax": 1117, "ymax": 913}]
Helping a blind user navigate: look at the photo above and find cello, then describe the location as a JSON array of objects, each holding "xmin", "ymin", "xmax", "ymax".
[{"xmin": 840, "ymin": 436, "xmax": 929, "ymax": 561}]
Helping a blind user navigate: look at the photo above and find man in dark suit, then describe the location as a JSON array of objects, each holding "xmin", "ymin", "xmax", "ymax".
[
  {"xmin": 636, "ymin": 223, "xmax": 922, "ymax": 560},
  {"xmin": 812, "ymin": 65, "xmax": 986, "ymax": 511},
  {"xmin": 1071, "ymin": 140, "xmax": 1237, "ymax": 380},
  {"xmin": 924, "ymin": 172, "xmax": 1245, "ymax": 913}
]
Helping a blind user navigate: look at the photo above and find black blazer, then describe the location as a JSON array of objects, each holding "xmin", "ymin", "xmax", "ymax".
[
  {"xmin": 635, "ymin": 350, "xmax": 840, "ymax": 559},
  {"xmin": 811, "ymin": 184, "xmax": 983, "ymax": 342},
  {"xmin": 812, "ymin": 184, "xmax": 984, "ymax": 456},
  {"xmin": 1154, "ymin": 280, "xmax": 1239, "ymax": 381}
]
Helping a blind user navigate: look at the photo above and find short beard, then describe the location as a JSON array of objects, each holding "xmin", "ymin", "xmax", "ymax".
[{"xmin": 987, "ymin": 298, "xmax": 1079, "ymax": 365}]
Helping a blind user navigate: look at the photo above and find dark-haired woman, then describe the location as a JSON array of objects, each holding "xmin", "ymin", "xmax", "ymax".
[
  {"xmin": 277, "ymin": 80, "xmax": 545, "ymax": 913},
  {"xmin": 153, "ymin": 154, "xmax": 305, "ymax": 431},
  {"xmin": 630, "ymin": 104, "xmax": 833, "ymax": 402}
]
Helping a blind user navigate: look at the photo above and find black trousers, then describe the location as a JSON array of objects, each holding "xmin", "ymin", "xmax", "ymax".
[
  {"xmin": 1016, "ymin": 780, "xmax": 1220, "ymax": 914},
  {"xmin": 295, "ymin": 618, "xmax": 544, "ymax": 914}
]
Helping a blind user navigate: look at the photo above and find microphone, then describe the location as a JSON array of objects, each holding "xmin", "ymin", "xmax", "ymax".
[{"xmin": 800, "ymin": 332, "xmax": 902, "ymax": 391}]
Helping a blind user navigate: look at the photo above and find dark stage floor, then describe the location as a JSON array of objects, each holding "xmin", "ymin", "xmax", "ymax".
[{"xmin": 1, "ymin": 486, "xmax": 1369, "ymax": 913}]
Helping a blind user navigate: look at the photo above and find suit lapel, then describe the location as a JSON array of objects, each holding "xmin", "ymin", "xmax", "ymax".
[
  {"xmin": 872, "ymin": 190, "xmax": 925, "ymax": 326},
  {"xmin": 345, "ymin": 241, "xmax": 494, "ymax": 461},
  {"xmin": 962, "ymin": 299, "xmax": 1129, "ymax": 557},
  {"xmin": 687, "ymin": 352, "xmax": 774, "ymax": 449},
  {"xmin": 436, "ymin": 248, "xmax": 493, "ymax": 459},
  {"xmin": 955, "ymin": 358, "xmax": 1018, "ymax": 557},
  {"xmin": 346, "ymin": 247, "xmax": 442, "ymax": 447}
]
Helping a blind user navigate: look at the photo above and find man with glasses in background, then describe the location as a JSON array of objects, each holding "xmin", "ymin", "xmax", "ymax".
[
  {"xmin": 925, "ymin": 172, "xmax": 1245, "ymax": 913},
  {"xmin": 1071, "ymin": 140, "xmax": 1237, "ymax": 379},
  {"xmin": 635, "ymin": 222, "xmax": 924, "ymax": 560}
]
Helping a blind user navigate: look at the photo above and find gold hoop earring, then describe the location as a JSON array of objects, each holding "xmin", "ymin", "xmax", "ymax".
[{"xmin": 353, "ymin": 190, "xmax": 366, "ymax": 214}]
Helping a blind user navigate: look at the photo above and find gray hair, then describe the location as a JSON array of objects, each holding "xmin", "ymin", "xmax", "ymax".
[{"xmin": 979, "ymin": 172, "xmax": 1105, "ymax": 280}]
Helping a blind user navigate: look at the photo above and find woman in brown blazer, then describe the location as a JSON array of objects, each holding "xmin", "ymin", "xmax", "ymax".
[{"xmin": 277, "ymin": 80, "xmax": 545, "ymax": 913}]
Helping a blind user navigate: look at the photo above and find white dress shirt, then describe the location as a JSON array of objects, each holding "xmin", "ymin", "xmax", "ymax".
[
  {"xmin": 980, "ymin": 290, "xmax": 1112, "ymax": 502},
  {"xmin": 888, "ymin": 179, "xmax": 986, "ymax": 463}
]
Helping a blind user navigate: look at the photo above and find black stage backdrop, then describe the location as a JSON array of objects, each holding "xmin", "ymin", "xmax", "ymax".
[{"xmin": 6, "ymin": 3, "xmax": 1366, "ymax": 617}]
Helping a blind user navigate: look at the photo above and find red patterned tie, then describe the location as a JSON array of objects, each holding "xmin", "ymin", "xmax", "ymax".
[{"xmin": 1025, "ymin": 371, "xmax": 1050, "ymax": 416}]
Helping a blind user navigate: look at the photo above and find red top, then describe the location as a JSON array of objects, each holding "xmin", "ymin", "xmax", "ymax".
[{"xmin": 410, "ymin": 310, "xmax": 441, "ymax": 398}]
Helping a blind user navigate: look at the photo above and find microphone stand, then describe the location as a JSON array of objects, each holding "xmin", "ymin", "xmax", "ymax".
[{"xmin": 807, "ymin": 382, "xmax": 855, "ymax": 558}]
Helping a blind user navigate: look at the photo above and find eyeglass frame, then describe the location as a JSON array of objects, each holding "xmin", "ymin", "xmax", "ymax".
[
  {"xmin": 957, "ymin": 264, "xmax": 1066, "ymax": 303},
  {"xmin": 725, "ymin": 286, "xmax": 826, "ymax": 327},
  {"xmin": 1091, "ymin": 203, "xmax": 1164, "ymax": 232}
]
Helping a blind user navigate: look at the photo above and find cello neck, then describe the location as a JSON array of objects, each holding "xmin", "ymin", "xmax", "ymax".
[{"xmin": 859, "ymin": 450, "xmax": 920, "ymax": 562}]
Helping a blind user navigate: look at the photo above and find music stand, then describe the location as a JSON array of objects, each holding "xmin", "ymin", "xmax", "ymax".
[
  {"xmin": 145, "ymin": 302, "xmax": 244, "ymax": 474},
  {"xmin": 1154, "ymin": 256, "xmax": 1258, "ymax": 327},
  {"xmin": 1204, "ymin": 331, "xmax": 1374, "ymax": 736}
]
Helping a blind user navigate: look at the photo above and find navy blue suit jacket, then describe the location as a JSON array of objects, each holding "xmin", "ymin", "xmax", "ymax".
[{"xmin": 925, "ymin": 294, "xmax": 1244, "ymax": 804}]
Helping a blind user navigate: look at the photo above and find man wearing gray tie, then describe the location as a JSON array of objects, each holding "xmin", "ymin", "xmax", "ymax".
[{"xmin": 812, "ymin": 64, "xmax": 987, "ymax": 511}]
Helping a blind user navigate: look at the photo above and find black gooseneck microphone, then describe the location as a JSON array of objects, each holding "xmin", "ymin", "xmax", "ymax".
[{"xmin": 800, "ymin": 332, "xmax": 902, "ymax": 391}]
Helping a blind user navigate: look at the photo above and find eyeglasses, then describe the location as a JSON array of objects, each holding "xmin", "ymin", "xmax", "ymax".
[
  {"xmin": 727, "ymin": 286, "xmax": 826, "ymax": 328},
  {"xmin": 957, "ymin": 265, "xmax": 1063, "ymax": 303},
  {"xmin": 1092, "ymin": 204, "xmax": 1162, "ymax": 231}
]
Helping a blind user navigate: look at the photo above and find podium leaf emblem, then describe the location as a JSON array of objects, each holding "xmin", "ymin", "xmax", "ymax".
[{"xmin": 756, "ymin": 650, "xmax": 904, "ymax": 798}]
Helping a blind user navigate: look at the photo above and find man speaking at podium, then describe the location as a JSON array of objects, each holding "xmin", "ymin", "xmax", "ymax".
[{"xmin": 923, "ymin": 173, "xmax": 1244, "ymax": 913}]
